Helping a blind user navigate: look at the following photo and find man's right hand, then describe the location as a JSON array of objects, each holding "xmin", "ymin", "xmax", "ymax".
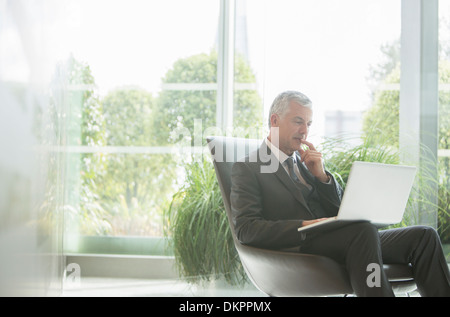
[{"xmin": 302, "ymin": 217, "xmax": 335, "ymax": 227}]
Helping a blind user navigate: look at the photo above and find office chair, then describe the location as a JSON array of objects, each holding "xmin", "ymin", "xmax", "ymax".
[{"xmin": 207, "ymin": 136, "xmax": 417, "ymax": 297}]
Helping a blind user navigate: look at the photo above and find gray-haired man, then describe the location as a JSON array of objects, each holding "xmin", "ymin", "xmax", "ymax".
[{"xmin": 230, "ymin": 90, "xmax": 450, "ymax": 296}]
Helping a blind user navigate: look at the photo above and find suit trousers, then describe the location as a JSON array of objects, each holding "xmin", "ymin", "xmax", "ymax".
[{"xmin": 299, "ymin": 223, "xmax": 450, "ymax": 296}]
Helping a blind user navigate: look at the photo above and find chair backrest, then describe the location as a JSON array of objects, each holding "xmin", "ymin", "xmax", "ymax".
[{"xmin": 206, "ymin": 136, "xmax": 261, "ymax": 234}]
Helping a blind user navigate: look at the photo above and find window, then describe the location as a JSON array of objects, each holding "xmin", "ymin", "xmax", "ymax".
[
  {"xmin": 438, "ymin": 0, "xmax": 450, "ymax": 248},
  {"xmin": 241, "ymin": 0, "xmax": 401, "ymax": 144},
  {"xmin": 59, "ymin": 0, "xmax": 447, "ymax": 256},
  {"xmin": 62, "ymin": 0, "xmax": 223, "ymax": 253}
]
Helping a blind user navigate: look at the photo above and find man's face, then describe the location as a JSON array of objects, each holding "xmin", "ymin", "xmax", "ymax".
[{"xmin": 270, "ymin": 101, "xmax": 312, "ymax": 156}]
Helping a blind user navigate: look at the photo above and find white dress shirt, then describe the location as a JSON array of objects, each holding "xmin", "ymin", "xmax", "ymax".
[{"xmin": 265, "ymin": 138, "xmax": 312, "ymax": 189}]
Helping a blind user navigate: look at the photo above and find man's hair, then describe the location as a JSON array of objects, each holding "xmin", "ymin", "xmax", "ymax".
[{"xmin": 268, "ymin": 90, "xmax": 312, "ymax": 127}]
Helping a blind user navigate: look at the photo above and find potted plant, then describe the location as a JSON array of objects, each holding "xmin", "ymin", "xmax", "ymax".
[{"xmin": 164, "ymin": 158, "xmax": 247, "ymax": 286}]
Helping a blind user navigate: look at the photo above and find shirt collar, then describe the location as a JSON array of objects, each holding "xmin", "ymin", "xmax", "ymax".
[{"xmin": 265, "ymin": 137, "xmax": 296, "ymax": 164}]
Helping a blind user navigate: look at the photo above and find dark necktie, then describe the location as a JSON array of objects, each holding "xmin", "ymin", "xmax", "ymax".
[
  {"xmin": 285, "ymin": 156, "xmax": 326, "ymax": 220},
  {"xmin": 285, "ymin": 156, "xmax": 301, "ymax": 184},
  {"xmin": 286, "ymin": 157, "xmax": 329, "ymax": 218},
  {"xmin": 285, "ymin": 157, "xmax": 311, "ymax": 197}
]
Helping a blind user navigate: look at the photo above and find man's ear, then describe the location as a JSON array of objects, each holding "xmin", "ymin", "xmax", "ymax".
[{"xmin": 270, "ymin": 113, "xmax": 279, "ymax": 127}]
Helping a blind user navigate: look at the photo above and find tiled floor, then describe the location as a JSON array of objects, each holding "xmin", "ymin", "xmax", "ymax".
[{"xmin": 61, "ymin": 277, "xmax": 266, "ymax": 297}]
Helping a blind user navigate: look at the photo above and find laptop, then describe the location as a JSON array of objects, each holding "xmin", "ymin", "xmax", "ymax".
[{"xmin": 297, "ymin": 161, "xmax": 416, "ymax": 233}]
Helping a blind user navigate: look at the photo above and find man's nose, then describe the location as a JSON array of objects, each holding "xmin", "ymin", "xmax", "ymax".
[{"xmin": 299, "ymin": 124, "xmax": 308, "ymax": 134}]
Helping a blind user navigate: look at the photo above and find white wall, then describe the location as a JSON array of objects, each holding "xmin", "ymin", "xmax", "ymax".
[{"xmin": 0, "ymin": 0, "xmax": 66, "ymax": 296}]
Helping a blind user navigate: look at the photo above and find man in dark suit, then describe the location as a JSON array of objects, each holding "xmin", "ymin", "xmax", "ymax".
[{"xmin": 230, "ymin": 90, "xmax": 450, "ymax": 296}]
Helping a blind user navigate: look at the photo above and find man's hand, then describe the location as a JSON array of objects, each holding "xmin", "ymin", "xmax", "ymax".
[
  {"xmin": 302, "ymin": 217, "xmax": 335, "ymax": 227},
  {"xmin": 298, "ymin": 139, "xmax": 329, "ymax": 183}
]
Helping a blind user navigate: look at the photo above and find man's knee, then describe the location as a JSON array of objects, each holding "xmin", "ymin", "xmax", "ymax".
[
  {"xmin": 406, "ymin": 225, "xmax": 439, "ymax": 240},
  {"xmin": 413, "ymin": 225, "xmax": 441, "ymax": 243},
  {"xmin": 347, "ymin": 222, "xmax": 380, "ymax": 244},
  {"xmin": 394, "ymin": 225, "xmax": 442, "ymax": 250},
  {"xmin": 351, "ymin": 221, "xmax": 379, "ymax": 236}
]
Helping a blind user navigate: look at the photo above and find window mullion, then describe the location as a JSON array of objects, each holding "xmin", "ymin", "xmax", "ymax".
[
  {"xmin": 216, "ymin": 0, "xmax": 235, "ymax": 132},
  {"xmin": 400, "ymin": 0, "xmax": 439, "ymax": 227}
]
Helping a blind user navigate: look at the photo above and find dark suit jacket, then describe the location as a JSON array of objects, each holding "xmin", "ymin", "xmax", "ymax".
[{"xmin": 230, "ymin": 141, "xmax": 343, "ymax": 250}]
